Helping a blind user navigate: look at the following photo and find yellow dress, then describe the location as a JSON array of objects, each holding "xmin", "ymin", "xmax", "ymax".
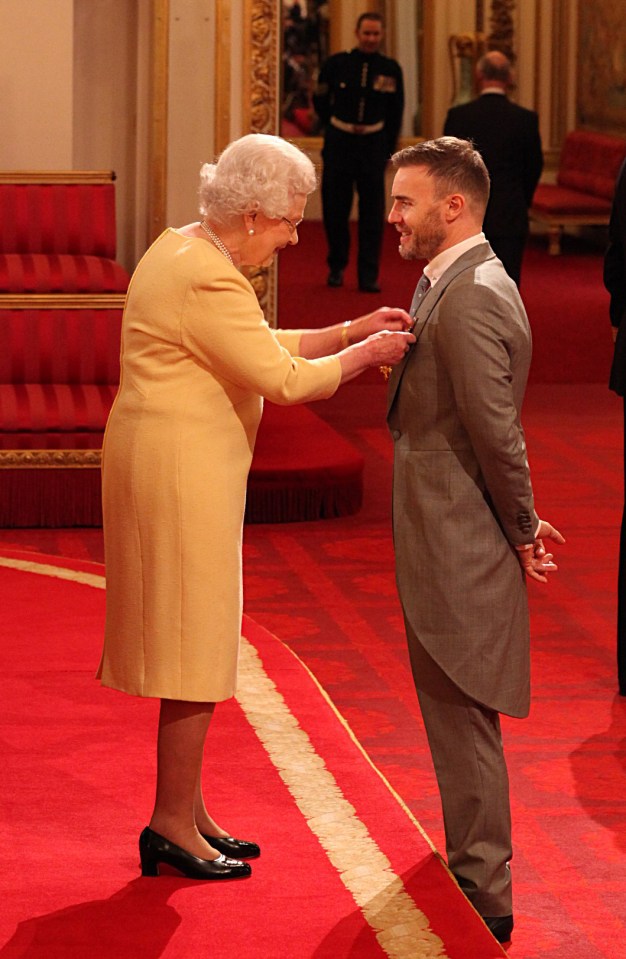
[{"xmin": 97, "ymin": 229, "xmax": 341, "ymax": 701}]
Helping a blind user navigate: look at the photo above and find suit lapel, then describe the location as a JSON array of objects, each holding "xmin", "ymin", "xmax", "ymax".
[{"xmin": 387, "ymin": 242, "xmax": 495, "ymax": 414}]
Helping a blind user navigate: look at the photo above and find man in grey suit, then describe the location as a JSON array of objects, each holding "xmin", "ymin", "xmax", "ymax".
[{"xmin": 386, "ymin": 137, "xmax": 564, "ymax": 945}]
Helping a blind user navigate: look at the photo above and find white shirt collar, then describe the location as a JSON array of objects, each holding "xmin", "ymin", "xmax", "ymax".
[
  {"xmin": 480, "ymin": 87, "xmax": 507, "ymax": 96},
  {"xmin": 424, "ymin": 233, "xmax": 486, "ymax": 288}
]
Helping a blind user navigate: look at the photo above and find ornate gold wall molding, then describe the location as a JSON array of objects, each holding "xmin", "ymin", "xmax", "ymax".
[
  {"xmin": 487, "ymin": 0, "xmax": 516, "ymax": 61},
  {"xmin": 244, "ymin": 0, "xmax": 279, "ymax": 135},
  {"xmin": 578, "ymin": 0, "xmax": 626, "ymax": 134}
]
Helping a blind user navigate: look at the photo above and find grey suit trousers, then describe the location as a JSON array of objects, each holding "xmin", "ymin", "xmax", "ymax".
[{"xmin": 405, "ymin": 617, "xmax": 513, "ymax": 916}]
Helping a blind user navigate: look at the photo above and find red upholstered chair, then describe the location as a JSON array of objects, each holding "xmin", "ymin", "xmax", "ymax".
[
  {"xmin": 0, "ymin": 171, "xmax": 128, "ymax": 526},
  {"xmin": 530, "ymin": 131, "xmax": 626, "ymax": 253},
  {"xmin": 0, "ymin": 171, "xmax": 130, "ymax": 293}
]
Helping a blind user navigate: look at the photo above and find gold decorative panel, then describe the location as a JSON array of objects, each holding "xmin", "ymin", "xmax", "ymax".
[{"xmin": 578, "ymin": 0, "xmax": 626, "ymax": 133}]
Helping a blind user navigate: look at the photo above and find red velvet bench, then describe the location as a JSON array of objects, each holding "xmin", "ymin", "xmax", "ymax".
[{"xmin": 530, "ymin": 130, "xmax": 626, "ymax": 254}]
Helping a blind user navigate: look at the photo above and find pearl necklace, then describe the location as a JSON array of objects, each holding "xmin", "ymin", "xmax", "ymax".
[{"xmin": 199, "ymin": 220, "xmax": 234, "ymax": 265}]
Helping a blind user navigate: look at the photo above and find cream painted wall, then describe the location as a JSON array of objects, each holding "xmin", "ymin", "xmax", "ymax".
[
  {"xmin": 427, "ymin": 0, "xmax": 476, "ymax": 135},
  {"xmin": 392, "ymin": 0, "xmax": 420, "ymax": 137},
  {"xmin": 228, "ymin": 1, "xmax": 244, "ymax": 143},
  {"xmin": 167, "ymin": 0, "xmax": 216, "ymax": 227},
  {"xmin": 0, "ymin": 0, "xmax": 74, "ymax": 168},
  {"xmin": 73, "ymin": 0, "xmax": 142, "ymax": 271}
]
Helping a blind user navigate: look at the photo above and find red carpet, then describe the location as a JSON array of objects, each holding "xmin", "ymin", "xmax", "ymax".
[
  {"xmin": 3, "ymin": 382, "xmax": 625, "ymax": 957},
  {"xmin": 0, "ymin": 228, "xmax": 623, "ymax": 957},
  {"xmin": 241, "ymin": 382, "xmax": 626, "ymax": 959},
  {"xmin": 0, "ymin": 551, "xmax": 506, "ymax": 958}
]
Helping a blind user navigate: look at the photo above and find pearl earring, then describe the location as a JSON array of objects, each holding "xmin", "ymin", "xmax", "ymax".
[{"xmin": 248, "ymin": 228, "xmax": 255, "ymax": 236}]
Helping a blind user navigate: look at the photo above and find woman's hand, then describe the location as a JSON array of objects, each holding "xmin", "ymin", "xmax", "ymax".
[
  {"xmin": 294, "ymin": 307, "xmax": 413, "ymax": 360},
  {"xmin": 349, "ymin": 307, "xmax": 413, "ymax": 342},
  {"xmin": 338, "ymin": 329, "xmax": 416, "ymax": 383},
  {"xmin": 361, "ymin": 329, "xmax": 416, "ymax": 366}
]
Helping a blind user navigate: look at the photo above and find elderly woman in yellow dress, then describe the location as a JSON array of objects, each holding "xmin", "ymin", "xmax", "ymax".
[{"xmin": 97, "ymin": 133, "xmax": 414, "ymax": 881}]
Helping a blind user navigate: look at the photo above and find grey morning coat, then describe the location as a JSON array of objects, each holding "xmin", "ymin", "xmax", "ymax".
[{"xmin": 388, "ymin": 242, "xmax": 538, "ymax": 719}]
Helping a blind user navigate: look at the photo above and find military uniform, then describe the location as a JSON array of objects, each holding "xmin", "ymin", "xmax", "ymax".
[{"xmin": 313, "ymin": 48, "xmax": 404, "ymax": 290}]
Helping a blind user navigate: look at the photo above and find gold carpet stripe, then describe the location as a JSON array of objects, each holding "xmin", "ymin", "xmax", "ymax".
[
  {"xmin": 2, "ymin": 555, "xmax": 449, "ymax": 958},
  {"xmin": 237, "ymin": 637, "xmax": 448, "ymax": 959},
  {"xmin": 276, "ymin": 640, "xmax": 507, "ymax": 957},
  {"xmin": 0, "ymin": 556, "xmax": 105, "ymax": 589},
  {"xmin": 281, "ymin": 640, "xmax": 442, "ymax": 851}
]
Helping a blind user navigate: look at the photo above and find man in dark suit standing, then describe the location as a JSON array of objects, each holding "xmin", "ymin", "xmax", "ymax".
[
  {"xmin": 604, "ymin": 158, "xmax": 626, "ymax": 694},
  {"xmin": 313, "ymin": 12, "xmax": 404, "ymax": 293},
  {"xmin": 443, "ymin": 51, "xmax": 543, "ymax": 286},
  {"xmin": 387, "ymin": 137, "xmax": 564, "ymax": 945}
]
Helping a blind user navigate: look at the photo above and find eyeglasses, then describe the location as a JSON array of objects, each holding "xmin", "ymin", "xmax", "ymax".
[{"xmin": 280, "ymin": 216, "xmax": 304, "ymax": 235}]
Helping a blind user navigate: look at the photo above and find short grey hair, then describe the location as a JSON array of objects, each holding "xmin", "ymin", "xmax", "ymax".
[{"xmin": 198, "ymin": 134, "xmax": 317, "ymax": 225}]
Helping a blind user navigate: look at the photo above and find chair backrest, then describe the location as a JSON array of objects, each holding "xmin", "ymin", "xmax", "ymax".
[
  {"xmin": 0, "ymin": 172, "xmax": 118, "ymax": 258},
  {"xmin": 0, "ymin": 308, "xmax": 122, "ymax": 384},
  {"xmin": 557, "ymin": 131, "xmax": 626, "ymax": 200}
]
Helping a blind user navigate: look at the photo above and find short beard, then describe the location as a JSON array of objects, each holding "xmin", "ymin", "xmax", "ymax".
[{"xmin": 399, "ymin": 208, "xmax": 446, "ymax": 261}]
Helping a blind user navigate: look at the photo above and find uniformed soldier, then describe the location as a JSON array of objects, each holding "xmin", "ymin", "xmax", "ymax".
[{"xmin": 313, "ymin": 11, "xmax": 404, "ymax": 292}]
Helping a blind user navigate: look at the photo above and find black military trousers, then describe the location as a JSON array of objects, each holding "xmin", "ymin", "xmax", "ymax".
[{"xmin": 321, "ymin": 126, "xmax": 388, "ymax": 287}]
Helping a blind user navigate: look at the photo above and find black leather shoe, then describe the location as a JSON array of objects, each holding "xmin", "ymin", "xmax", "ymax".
[
  {"xmin": 358, "ymin": 282, "xmax": 381, "ymax": 293},
  {"xmin": 201, "ymin": 834, "xmax": 260, "ymax": 859},
  {"xmin": 327, "ymin": 270, "xmax": 343, "ymax": 287},
  {"xmin": 483, "ymin": 915, "xmax": 513, "ymax": 943},
  {"xmin": 139, "ymin": 827, "xmax": 252, "ymax": 880}
]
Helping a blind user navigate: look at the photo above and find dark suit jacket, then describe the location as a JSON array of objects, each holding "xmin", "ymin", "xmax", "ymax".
[
  {"xmin": 444, "ymin": 94, "xmax": 543, "ymax": 238},
  {"xmin": 605, "ymin": 158, "xmax": 626, "ymax": 396},
  {"xmin": 387, "ymin": 244, "xmax": 537, "ymax": 718}
]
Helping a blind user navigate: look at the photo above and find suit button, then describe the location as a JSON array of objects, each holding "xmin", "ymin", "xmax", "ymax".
[{"xmin": 392, "ymin": 429, "xmax": 401, "ymax": 440}]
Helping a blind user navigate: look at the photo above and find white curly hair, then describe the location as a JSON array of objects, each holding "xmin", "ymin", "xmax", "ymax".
[{"xmin": 198, "ymin": 134, "xmax": 317, "ymax": 225}]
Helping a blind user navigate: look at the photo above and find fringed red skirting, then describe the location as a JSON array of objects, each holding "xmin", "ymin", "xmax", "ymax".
[{"xmin": 0, "ymin": 405, "xmax": 364, "ymax": 527}]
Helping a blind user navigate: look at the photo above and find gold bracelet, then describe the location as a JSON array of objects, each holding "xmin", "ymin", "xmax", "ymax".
[{"xmin": 340, "ymin": 320, "xmax": 351, "ymax": 350}]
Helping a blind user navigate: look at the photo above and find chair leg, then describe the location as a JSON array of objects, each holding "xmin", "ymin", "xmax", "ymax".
[{"xmin": 547, "ymin": 224, "xmax": 561, "ymax": 255}]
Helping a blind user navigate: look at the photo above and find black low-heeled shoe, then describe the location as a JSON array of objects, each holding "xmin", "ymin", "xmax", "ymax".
[
  {"xmin": 483, "ymin": 914, "xmax": 513, "ymax": 944},
  {"xmin": 139, "ymin": 827, "xmax": 252, "ymax": 880},
  {"xmin": 201, "ymin": 833, "xmax": 261, "ymax": 859}
]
